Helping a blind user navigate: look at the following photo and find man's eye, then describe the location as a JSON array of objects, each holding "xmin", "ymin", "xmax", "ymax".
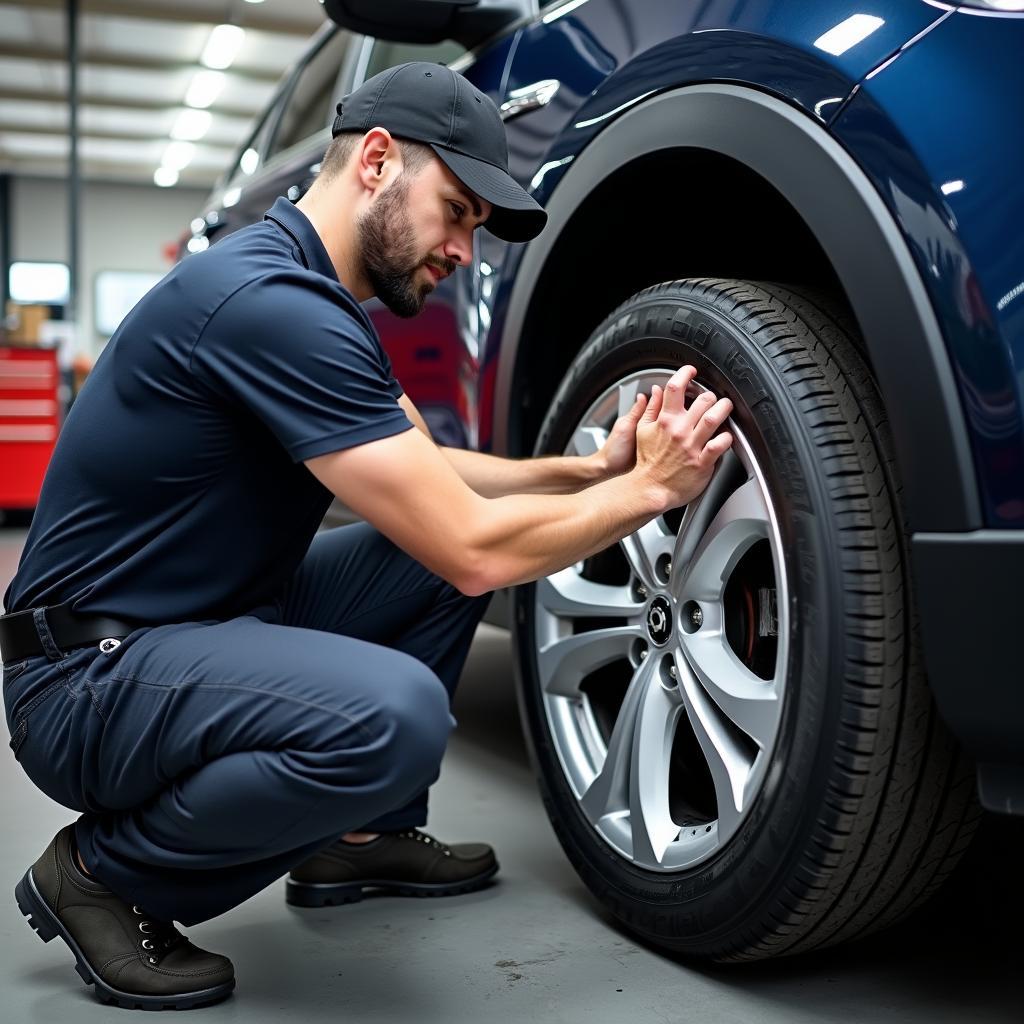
[{"xmin": 449, "ymin": 201, "xmax": 465, "ymax": 220}]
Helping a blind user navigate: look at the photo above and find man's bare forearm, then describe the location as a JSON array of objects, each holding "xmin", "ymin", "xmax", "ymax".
[
  {"xmin": 463, "ymin": 470, "xmax": 666, "ymax": 593},
  {"xmin": 440, "ymin": 445, "xmax": 608, "ymax": 498}
]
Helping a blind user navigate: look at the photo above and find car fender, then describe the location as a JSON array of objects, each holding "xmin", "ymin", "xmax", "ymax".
[{"xmin": 493, "ymin": 82, "xmax": 980, "ymax": 533}]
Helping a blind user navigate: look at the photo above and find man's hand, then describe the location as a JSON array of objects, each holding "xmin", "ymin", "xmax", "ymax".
[
  {"xmin": 595, "ymin": 391, "xmax": 650, "ymax": 477},
  {"xmin": 633, "ymin": 365, "xmax": 733, "ymax": 511}
]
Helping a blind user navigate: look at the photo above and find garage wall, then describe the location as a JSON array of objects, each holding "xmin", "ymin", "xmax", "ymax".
[{"xmin": 9, "ymin": 177, "xmax": 209, "ymax": 358}]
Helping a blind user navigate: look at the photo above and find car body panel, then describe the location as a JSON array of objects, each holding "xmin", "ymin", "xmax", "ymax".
[
  {"xmin": 489, "ymin": 81, "xmax": 981, "ymax": 532},
  {"xmin": 503, "ymin": 0, "xmax": 947, "ymax": 192},
  {"xmin": 831, "ymin": 9, "xmax": 1024, "ymax": 528},
  {"xmin": 480, "ymin": 1, "xmax": 950, "ymax": 455}
]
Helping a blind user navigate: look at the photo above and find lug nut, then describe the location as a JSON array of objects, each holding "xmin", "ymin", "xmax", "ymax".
[
  {"xmin": 639, "ymin": 648, "xmax": 648, "ymax": 661},
  {"xmin": 690, "ymin": 606, "xmax": 703, "ymax": 629},
  {"xmin": 660, "ymin": 655, "xmax": 679, "ymax": 688},
  {"xmin": 635, "ymin": 583, "xmax": 648, "ymax": 600}
]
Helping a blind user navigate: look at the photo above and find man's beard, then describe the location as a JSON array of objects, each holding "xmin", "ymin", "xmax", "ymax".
[{"xmin": 356, "ymin": 175, "xmax": 451, "ymax": 319}]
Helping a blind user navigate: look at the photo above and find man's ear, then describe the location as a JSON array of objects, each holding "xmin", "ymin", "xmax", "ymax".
[{"xmin": 356, "ymin": 127, "xmax": 397, "ymax": 195}]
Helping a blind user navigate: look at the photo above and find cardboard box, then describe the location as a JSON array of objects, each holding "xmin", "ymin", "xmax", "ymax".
[{"xmin": 4, "ymin": 302, "xmax": 50, "ymax": 344}]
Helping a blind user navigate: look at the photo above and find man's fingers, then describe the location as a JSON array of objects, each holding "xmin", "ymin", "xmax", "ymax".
[
  {"xmin": 691, "ymin": 396, "xmax": 733, "ymax": 446},
  {"xmin": 630, "ymin": 393, "xmax": 648, "ymax": 422},
  {"xmin": 680, "ymin": 387, "xmax": 718, "ymax": 433},
  {"xmin": 659, "ymin": 365, "xmax": 697, "ymax": 417},
  {"xmin": 700, "ymin": 430, "xmax": 733, "ymax": 465},
  {"xmin": 642, "ymin": 385, "xmax": 664, "ymax": 422}
]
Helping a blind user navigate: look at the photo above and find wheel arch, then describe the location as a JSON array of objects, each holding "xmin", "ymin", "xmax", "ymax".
[{"xmin": 493, "ymin": 83, "xmax": 981, "ymax": 532}]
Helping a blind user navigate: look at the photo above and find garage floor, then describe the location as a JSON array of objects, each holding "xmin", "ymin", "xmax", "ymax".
[{"xmin": 0, "ymin": 523, "xmax": 1020, "ymax": 1023}]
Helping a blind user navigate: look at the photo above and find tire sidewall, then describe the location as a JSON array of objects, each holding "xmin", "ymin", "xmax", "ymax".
[{"xmin": 512, "ymin": 288, "xmax": 844, "ymax": 948}]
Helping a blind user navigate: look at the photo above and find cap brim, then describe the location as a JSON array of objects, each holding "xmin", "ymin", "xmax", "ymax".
[{"xmin": 430, "ymin": 145, "xmax": 547, "ymax": 243}]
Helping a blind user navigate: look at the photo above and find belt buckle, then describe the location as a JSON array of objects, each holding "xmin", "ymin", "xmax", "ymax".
[{"xmin": 98, "ymin": 638, "xmax": 122, "ymax": 653}]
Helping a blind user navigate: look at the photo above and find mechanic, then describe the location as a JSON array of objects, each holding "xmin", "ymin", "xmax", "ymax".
[{"xmin": 0, "ymin": 63, "xmax": 734, "ymax": 1010}]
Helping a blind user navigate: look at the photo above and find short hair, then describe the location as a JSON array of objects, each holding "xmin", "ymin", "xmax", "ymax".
[{"xmin": 317, "ymin": 131, "xmax": 434, "ymax": 184}]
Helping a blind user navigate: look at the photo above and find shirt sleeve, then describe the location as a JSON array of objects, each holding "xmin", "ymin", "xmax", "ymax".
[
  {"xmin": 191, "ymin": 271, "xmax": 412, "ymax": 462},
  {"xmin": 379, "ymin": 341, "xmax": 403, "ymax": 399}
]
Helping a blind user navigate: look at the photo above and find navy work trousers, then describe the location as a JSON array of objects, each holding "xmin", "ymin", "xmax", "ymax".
[{"xmin": 2, "ymin": 523, "xmax": 491, "ymax": 926}]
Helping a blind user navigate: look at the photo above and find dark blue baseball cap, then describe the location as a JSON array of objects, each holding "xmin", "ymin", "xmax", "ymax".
[{"xmin": 332, "ymin": 61, "xmax": 547, "ymax": 243}]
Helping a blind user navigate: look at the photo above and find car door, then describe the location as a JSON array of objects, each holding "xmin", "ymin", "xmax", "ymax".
[
  {"xmin": 186, "ymin": 25, "xmax": 358, "ymax": 255},
  {"xmin": 223, "ymin": 26, "xmax": 357, "ymax": 233}
]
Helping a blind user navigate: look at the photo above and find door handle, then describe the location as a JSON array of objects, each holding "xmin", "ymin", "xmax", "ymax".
[{"xmin": 500, "ymin": 79, "xmax": 561, "ymax": 121}]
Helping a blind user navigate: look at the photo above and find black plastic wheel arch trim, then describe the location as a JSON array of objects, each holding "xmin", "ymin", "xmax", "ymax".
[{"xmin": 912, "ymin": 528, "xmax": 1024, "ymax": 803}]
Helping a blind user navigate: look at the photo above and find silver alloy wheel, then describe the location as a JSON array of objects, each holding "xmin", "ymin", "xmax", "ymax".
[{"xmin": 533, "ymin": 369, "xmax": 790, "ymax": 872}]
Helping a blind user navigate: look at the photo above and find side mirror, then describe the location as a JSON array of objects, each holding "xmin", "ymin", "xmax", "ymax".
[{"xmin": 322, "ymin": 0, "xmax": 522, "ymax": 47}]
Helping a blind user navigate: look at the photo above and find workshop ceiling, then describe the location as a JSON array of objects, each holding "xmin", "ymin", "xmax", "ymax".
[{"xmin": 0, "ymin": 0, "xmax": 328, "ymax": 188}]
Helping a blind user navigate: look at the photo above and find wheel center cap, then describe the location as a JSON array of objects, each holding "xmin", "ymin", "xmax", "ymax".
[{"xmin": 646, "ymin": 595, "xmax": 673, "ymax": 647}]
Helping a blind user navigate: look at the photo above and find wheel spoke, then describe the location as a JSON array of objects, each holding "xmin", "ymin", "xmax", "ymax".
[
  {"xmin": 538, "ymin": 624, "xmax": 642, "ymax": 698},
  {"xmin": 672, "ymin": 448, "xmax": 744, "ymax": 575},
  {"xmin": 676, "ymin": 653, "xmax": 753, "ymax": 844},
  {"xmin": 617, "ymin": 379, "xmax": 641, "ymax": 418},
  {"xmin": 537, "ymin": 569, "xmax": 642, "ymax": 619},
  {"xmin": 628, "ymin": 678, "xmax": 683, "ymax": 865},
  {"xmin": 570, "ymin": 424, "xmax": 607, "ymax": 458},
  {"xmin": 620, "ymin": 517, "xmax": 674, "ymax": 589},
  {"xmin": 679, "ymin": 633, "xmax": 780, "ymax": 752},
  {"xmin": 579, "ymin": 656, "xmax": 654, "ymax": 825},
  {"xmin": 678, "ymin": 476, "xmax": 770, "ymax": 601}
]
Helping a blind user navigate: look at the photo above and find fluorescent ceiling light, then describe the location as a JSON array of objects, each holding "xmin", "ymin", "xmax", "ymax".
[
  {"xmin": 185, "ymin": 70, "xmax": 225, "ymax": 109},
  {"xmin": 153, "ymin": 166, "xmax": 179, "ymax": 187},
  {"xmin": 814, "ymin": 14, "xmax": 885, "ymax": 56},
  {"xmin": 9, "ymin": 261, "xmax": 69, "ymax": 303},
  {"xmin": 201, "ymin": 24, "xmax": 245, "ymax": 70},
  {"xmin": 941, "ymin": 180, "xmax": 965, "ymax": 195},
  {"xmin": 243, "ymin": 0, "xmax": 265, "ymax": 4},
  {"xmin": 222, "ymin": 187, "xmax": 242, "ymax": 208},
  {"xmin": 239, "ymin": 147, "xmax": 259, "ymax": 175},
  {"xmin": 162, "ymin": 141, "xmax": 195, "ymax": 170},
  {"xmin": 171, "ymin": 109, "xmax": 212, "ymax": 141}
]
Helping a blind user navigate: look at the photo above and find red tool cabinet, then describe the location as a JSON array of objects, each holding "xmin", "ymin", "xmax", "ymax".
[{"xmin": 0, "ymin": 346, "xmax": 61, "ymax": 510}]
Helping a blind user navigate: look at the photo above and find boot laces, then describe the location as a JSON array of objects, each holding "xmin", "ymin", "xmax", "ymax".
[
  {"xmin": 399, "ymin": 829, "xmax": 452, "ymax": 856},
  {"xmin": 132, "ymin": 905, "xmax": 185, "ymax": 963}
]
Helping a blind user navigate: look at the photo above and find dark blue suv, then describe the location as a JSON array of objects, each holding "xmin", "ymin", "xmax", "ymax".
[{"xmin": 182, "ymin": 0, "xmax": 1024, "ymax": 962}]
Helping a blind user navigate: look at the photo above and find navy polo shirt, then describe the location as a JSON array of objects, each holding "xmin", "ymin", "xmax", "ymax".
[{"xmin": 3, "ymin": 197, "xmax": 413, "ymax": 624}]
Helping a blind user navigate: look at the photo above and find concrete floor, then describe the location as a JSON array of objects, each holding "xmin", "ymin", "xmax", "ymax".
[{"xmin": 1, "ymin": 521, "xmax": 1021, "ymax": 1023}]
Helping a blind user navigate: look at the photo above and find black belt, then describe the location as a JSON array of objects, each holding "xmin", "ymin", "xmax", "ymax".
[{"xmin": 0, "ymin": 603, "xmax": 138, "ymax": 664}]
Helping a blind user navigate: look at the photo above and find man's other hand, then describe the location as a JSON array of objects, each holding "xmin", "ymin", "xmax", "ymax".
[{"xmin": 597, "ymin": 390, "xmax": 649, "ymax": 477}]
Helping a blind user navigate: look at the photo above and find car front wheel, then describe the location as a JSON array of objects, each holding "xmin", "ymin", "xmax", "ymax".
[{"xmin": 512, "ymin": 278, "xmax": 980, "ymax": 961}]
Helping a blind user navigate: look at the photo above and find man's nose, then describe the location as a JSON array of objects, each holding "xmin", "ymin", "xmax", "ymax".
[{"xmin": 443, "ymin": 231, "xmax": 473, "ymax": 267}]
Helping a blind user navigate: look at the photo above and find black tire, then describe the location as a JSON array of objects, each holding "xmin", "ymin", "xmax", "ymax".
[{"xmin": 511, "ymin": 278, "xmax": 981, "ymax": 961}]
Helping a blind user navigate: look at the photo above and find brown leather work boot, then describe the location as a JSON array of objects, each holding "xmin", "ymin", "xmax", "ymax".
[
  {"xmin": 286, "ymin": 828, "xmax": 499, "ymax": 907},
  {"xmin": 15, "ymin": 823, "xmax": 235, "ymax": 1010}
]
